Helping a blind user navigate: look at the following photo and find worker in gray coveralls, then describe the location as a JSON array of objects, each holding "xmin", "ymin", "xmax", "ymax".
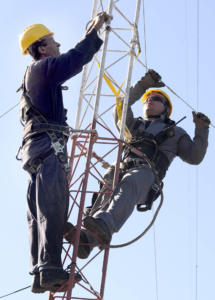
[{"xmin": 65, "ymin": 70, "xmax": 210, "ymax": 259}]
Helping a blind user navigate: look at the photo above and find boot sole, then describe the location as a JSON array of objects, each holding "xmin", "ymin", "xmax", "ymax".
[
  {"xmin": 32, "ymin": 284, "xmax": 66, "ymax": 293},
  {"xmin": 31, "ymin": 287, "xmax": 47, "ymax": 293},
  {"xmin": 41, "ymin": 277, "xmax": 68, "ymax": 289},
  {"xmin": 43, "ymin": 273, "xmax": 82, "ymax": 292}
]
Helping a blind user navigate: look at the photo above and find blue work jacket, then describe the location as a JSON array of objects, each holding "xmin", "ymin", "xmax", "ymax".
[
  {"xmin": 21, "ymin": 29, "xmax": 103, "ymax": 169},
  {"xmin": 25, "ymin": 29, "xmax": 103, "ymax": 124}
]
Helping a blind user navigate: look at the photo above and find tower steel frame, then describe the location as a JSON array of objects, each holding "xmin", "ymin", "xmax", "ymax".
[{"xmin": 49, "ymin": 1, "xmax": 144, "ymax": 299}]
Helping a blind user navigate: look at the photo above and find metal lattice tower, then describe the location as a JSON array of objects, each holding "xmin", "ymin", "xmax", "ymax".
[{"xmin": 49, "ymin": 1, "xmax": 144, "ymax": 299}]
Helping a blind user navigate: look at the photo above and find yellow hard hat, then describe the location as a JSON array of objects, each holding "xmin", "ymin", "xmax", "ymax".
[
  {"xmin": 142, "ymin": 88, "xmax": 172, "ymax": 116},
  {"xmin": 19, "ymin": 24, "xmax": 53, "ymax": 55}
]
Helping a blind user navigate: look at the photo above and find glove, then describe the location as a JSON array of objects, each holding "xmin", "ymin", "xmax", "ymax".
[
  {"xmin": 138, "ymin": 69, "xmax": 165, "ymax": 89},
  {"xmin": 192, "ymin": 111, "xmax": 210, "ymax": 129},
  {"xmin": 86, "ymin": 12, "xmax": 112, "ymax": 33}
]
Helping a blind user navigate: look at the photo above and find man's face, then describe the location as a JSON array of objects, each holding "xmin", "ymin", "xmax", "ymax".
[
  {"xmin": 38, "ymin": 35, "xmax": 61, "ymax": 58},
  {"xmin": 143, "ymin": 93, "xmax": 166, "ymax": 119}
]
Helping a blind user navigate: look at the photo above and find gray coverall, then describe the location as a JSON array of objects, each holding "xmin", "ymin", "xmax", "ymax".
[{"xmin": 88, "ymin": 80, "xmax": 209, "ymax": 235}]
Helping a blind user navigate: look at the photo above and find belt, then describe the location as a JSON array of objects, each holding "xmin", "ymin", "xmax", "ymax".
[
  {"xmin": 122, "ymin": 159, "xmax": 147, "ymax": 170},
  {"xmin": 23, "ymin": 120, "xmax": 70, "ymax": 140}
]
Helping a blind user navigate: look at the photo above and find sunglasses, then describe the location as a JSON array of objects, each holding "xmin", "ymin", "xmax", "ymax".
[{"xmin": 145, "ymin": 96, "xmax": 167, "ymax": 106}]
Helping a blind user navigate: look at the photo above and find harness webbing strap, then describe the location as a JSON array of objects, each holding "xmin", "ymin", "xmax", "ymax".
[
  {"xmin": 19, "ymin": 68, "xmax": 69, "ymax": 173},
  {"xmin": 123, "ymin": 118, "xmax": 175, "ymax": 179},
  {"xmin": 97, "ymin": 61, "xmax": 131, "ymax": 141},
  {"xmin": 23, "ymin": 120, "xmax": 70, "ymax": 141}
]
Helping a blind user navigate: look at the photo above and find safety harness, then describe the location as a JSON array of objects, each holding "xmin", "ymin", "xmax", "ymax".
[
  {"xmin": 85, "ymin": 118, "xmax": 176, "ymax": 215},
  {"xmin": 121, "ymin": 117, "xmax": 175, "ymax": 211},
  {"xmin": 18, "ymin": 68, "xmax": 71, "ymax": 174},
  {"xmin": 122, "ymin": 117, "xmax": 175, "ymax": 177}
]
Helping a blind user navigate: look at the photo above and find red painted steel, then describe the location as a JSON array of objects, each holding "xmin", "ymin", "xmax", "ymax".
[{"xmin": 49, "ymin": 120, "xmax": 122, "ymax": 300}]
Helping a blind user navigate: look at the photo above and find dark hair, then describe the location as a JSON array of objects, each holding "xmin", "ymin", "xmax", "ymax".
[{"xmin": 28, "ymin": 38, "xmax": 47, "ymax": 60}]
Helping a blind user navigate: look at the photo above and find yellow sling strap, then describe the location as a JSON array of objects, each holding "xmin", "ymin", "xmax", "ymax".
[{"xmin": 97, "ymin": 62, "xmax": 132, "ymax": 141}]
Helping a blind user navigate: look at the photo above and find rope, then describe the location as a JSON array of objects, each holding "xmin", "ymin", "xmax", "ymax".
[
  {"xmin": 142, "ymin": 0, "xmax": 148, "ymax": 69},
  {"xmin": 152, "ymin": 207, "xmax": 159, "ymax": 300},
  {"xmin": 0, "ymin": 285, "xmax": 30, "ymax": 299},
  {"xmin": 109, "ymin": 189, "xmax": 163, "ymax": 248},
  {"xmin": 196, "ymin": 0, "xmax": 200, "ymax": 112},
  {"xmin": 107, "ymin": 18, "xmax": 202, "ymax": 122},
  {"xmin": 97, "ymin": 46, "xmax": 214, "ymax": 128},
  {"xmin": 133, "ymin": 34, "xmax": 214, "ymax": 128},
  {"xmin": 195, "ymin": 1, "xmax": 200, "ymax": 299},
  {"xmin": 162, "ymin": 83, "xmax": 214, "ymax": 128},
  {"xmin": 195, "ymin": 169, "xmax": 199, "ymax": 300},
  {"xmin": 0, "ymin": 102, "xmax": 19, "ymax": 119},
  {"xmin": 99, "ymin": 0, "xmax": 104, "ymax": 12}
]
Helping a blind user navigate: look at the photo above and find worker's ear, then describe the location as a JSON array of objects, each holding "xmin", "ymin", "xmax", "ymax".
[{"xmin": 38, "ymin": 45, "xmax": 47, "ymax": 55}]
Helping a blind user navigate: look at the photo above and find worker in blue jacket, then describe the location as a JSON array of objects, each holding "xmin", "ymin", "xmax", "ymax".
[{"xmin": 18, "ymin": 13, "xmax": 109, "ymax": 293}]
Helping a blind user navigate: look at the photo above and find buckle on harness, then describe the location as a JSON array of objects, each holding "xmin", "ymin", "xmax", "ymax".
[
  {"xmin": 137, "ymin": 181, "xmax": 163, "ymax": 212},
  {"xmin": 50, "ymin": 137, "xmax": 70, "ymax": 173},
  {"xmin": 51, "ymin": 140, "xmax": 64, "ymax": 155}
]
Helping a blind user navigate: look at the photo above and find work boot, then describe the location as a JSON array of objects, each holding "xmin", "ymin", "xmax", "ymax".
[
  {"xmin": 31, "ymin": 273, "xmax": 47, "ymax": 293},
  {"xmin": 83, "ymin": 216, "xmax": 112, "ymax": 244},
  {"xmin": 32, "ymin": 270, "xmax": 82, "ymax": 293},
  {"xmin": 31, "ymin": 273, "xmax": 68, "ymax": 293},
  {"xmin": 51, "ymin": 272, "xmax": 82, "ymax": 293},
  {"xmin": 40, "ymin": 269, "xmax": 69, "ymax": 289},
  {"xmin": 64, "ymin": 222, "xmax": 92, "ymax": 259}
]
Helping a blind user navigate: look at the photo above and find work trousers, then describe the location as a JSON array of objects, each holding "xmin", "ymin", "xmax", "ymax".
[
  {"xmin": 26, "ymin": 153, "xmax": 69, "ymax": 274},
  {"xmin": 92, "ymin": 165, "xmax": 155, "ymax": 234}
]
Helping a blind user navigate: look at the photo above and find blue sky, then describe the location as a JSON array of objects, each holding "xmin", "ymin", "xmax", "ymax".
[{"xmin": 0, "ymin": 1, "xmax": 215, "ymax": 300}]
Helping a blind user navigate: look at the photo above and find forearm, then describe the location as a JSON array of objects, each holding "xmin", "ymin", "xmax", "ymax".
[
  {"xmin": 178, "ymin": 128, "xmax": 209, "ymax": 165},
  {"xmin": 128, "ymin": 80, "xmax": 147, "ymax": 105},
  {"xmin": 47, "ymin": 29, "xmax": 103, "ymax": 85},
  {"xmin": 113, "ymin": 80, "xmax": 145, "ymax": 132},
  {"xmin": 73, "ymin": 29, "xmax": 103, "ymax": 65}
]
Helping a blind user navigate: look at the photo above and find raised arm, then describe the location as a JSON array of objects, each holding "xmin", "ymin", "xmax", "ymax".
[
  {"xmin": 177, "ymin": 112, "xmax": 210, "ymax": 164},
  {"xmin": 114, "ymin": 69, "xmax": 164, "ymax": 132},
  {"xmin": 46, "ymin": 12, "xmax": 112, "ymax": 85}
]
